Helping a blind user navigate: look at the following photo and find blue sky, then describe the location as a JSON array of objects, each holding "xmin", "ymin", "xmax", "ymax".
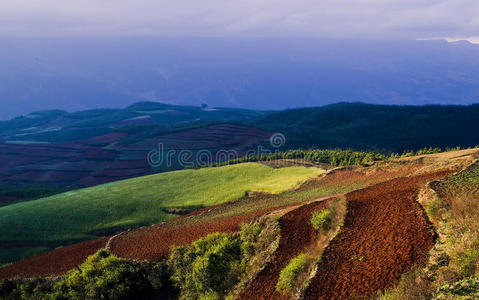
[{"xmin": 1, "ymin": 0, "xmax": 478, "ymax": 41}]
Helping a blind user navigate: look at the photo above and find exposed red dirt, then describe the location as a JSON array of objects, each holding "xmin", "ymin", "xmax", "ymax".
[
  {"xmin": 126, "ymin": 124, "xmax": 271, "ymax": 150},
  {"xmin": 110, "ymin": 207, "xmax": 275, "ymax": 261},
  {"xmin": 303, "ymin": 170, "xmax": 453, "ymax": 300},
  {"xmin": 304, "ymin": 163, "xmax": 424, "ymax": 189},
  {"xmin": 238, "ymin": 200, "xmax": 333, "ymax": 300},
  {"xmin": 0, "ymin": 238, "xmax": 108, "ymax": 280}
]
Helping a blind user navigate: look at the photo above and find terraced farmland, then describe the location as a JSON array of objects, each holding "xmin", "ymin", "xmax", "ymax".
[{"xmin": 2, "ymin": 149, "xmax": 479, "ymax": 300}]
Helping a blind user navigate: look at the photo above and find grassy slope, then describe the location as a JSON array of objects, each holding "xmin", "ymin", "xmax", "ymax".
[{"xmin": 0, "ymin": 163, "xmax": 322, "ymax": 244}]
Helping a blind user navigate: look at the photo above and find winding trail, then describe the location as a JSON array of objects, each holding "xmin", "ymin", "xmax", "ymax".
[{"xmin": 303, "ymin": 170, "xmax": 452, "ymax": 299}]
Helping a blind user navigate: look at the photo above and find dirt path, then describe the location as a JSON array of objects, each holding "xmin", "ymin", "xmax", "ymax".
[
  {"xmin": 238, "ymin": 199, "xmax": 334, "ymax": 300},
  {"xmin": 303, "ymin": 170, "xmax": 452, "ymax": 299}
]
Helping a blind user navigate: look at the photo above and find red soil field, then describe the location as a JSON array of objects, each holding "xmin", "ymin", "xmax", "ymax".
[
  {"xmin": 0, "ymin": 238, "xmax": 108, "ymax": 280},
  {"xmin": 239, "ymin": 199, "xmax": 333, "ymax": 300},
  {"xmin": 310, "ymin": 163, "xmax": 425, "ymax": 188},
  {"xmin": 109, "ymin": 206, "xmax": 275, "ymax": 261},
  {"xmin": 127, "ymin": 124, "xmax": 270, "ymax": 150},
  {"xmin": 303, "ymin": 170, "xmax": 453, "ymax": 300}
]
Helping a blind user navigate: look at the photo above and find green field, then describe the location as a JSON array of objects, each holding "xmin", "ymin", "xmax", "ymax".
[{"xmin": 0, "ymin": 163, "xmax": 323, "ymax": 244}]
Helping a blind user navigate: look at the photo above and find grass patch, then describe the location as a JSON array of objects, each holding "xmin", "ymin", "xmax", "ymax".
[
  {"xmin": 0, "ymin": 163, "xmax": 322, "ymax": 245},
  {"xmin": 276, "ymin": 253, "xmax": 308, "ymax": 294},
  {"xmin": 311, "ymin": 209, "xmax": 332, "ymax": 232},
  {"xmin": 424, "ymin": 193, "xmax": 450, "ymax": 224}
]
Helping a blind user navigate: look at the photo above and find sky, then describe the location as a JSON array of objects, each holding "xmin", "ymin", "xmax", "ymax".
[{"xmin": 1, "ymin": 0, "xmax": 478, "ymax": 42}]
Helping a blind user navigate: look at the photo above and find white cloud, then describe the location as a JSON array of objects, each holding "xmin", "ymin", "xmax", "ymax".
[{"xmin": 0, "ymin": 0, "xmax": 478, "ymax": 40}]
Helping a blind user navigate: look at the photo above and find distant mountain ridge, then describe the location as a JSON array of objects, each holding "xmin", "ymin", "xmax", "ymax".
[
  {"xmin": 250, "ymin": 102, "xmax": 479, "ymax": 152},
  {"xmin": 2, "ymin": 37, "xmax": 479, "ymax": 119},
  {"xmin": 0, "ymin": 101, "xmax": 266, "ymax": 143}
]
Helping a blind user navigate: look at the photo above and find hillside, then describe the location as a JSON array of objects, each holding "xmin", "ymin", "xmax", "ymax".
[
  {"xmin": 0, "ymin": 163, "xmax": 322, "ymax": 265},
  {"xmin": 0, "ymin": 102, "xmax": 270, "ymax": 200},
  {"xmin": 2, "ymin": 101, "xmax": 479, "ymax": 206},
  {"xmin": 250, "ymin": 102, "xmax": 479, "ymax": 152},
  {"xmin": 2, "ymin": 149, "xmax": 479, "ymax": 299}
]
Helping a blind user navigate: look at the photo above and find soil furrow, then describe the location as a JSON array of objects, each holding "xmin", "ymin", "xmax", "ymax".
[
  {"xmin": 238, "ymin": 199, "xmax": 333, "ymax": 300},
  {"xmin": 303, "ymin": 170, "xmax": 452, "ymax": 299}
]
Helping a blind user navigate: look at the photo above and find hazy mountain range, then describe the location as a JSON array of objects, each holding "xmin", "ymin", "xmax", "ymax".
[{"xmin": 1, "ymin": 37, "xmax": 479, "ymax": 119}]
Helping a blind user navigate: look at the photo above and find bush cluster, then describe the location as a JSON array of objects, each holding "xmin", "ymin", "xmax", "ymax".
[
  {"xmin": 275, "ymin": 253, "xmax": 308, "ymax": 294},
  {"xmin": 310, "ymin": 209, "xmax": 333, "ymax": 232},
  {"xmin": 167, "ymin": 217, "xmax": 279, "ymax": 300},
  {"xmin": 212, "ymin": 146, "xmax": 467, "ymax": 169},
  {"xmin": 214, "ymin": 149, "xmax": 388, "ymax": 168},
  {"xmin": 0, "ymin": 250, "xmax": 170, "ymax": 300},
  {"xmin": 1, "ymin": 217, "xmax": 278, "ymax": 300}
]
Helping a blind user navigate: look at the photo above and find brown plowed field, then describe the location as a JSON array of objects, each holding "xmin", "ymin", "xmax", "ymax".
[
  {"xmin": 238, "ymin": 200, "xmax": 333, "ymax": 300},
  {"xmin": 303, "ymin": 170, "xmax": 453, "ymax": 300},
  {"xmin": 110, "ymin": 207, "xmax": 275, "ymax": 261},
  {"xmin": 0, "ymin": 238, "xmax": 108, "ymax": 280}
]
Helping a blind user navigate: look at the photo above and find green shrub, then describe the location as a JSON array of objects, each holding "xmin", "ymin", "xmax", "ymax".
[
  {"xmin": 311, "ymin": 209, "xmax": 332, "ymax": 231},
  {"xmin": 240, "ymin": 221, "xmax": 263, "ymax": 261},
  {"xmin": 1, "ymin": 218, "xmax": 278, "ymax": 300},
  {"xmin": 426, "ymin": 196, "xmax": 449, "ymax": 221},
  {"xmin": 168, "ymin": 233, "xmax": 244, "ymax": 300},
  {"xmin": 455, "ymin": 246, "xmax": 479, "ymax": 278},
  {"xmin": 0, "ymin": 250, "xmax": 171, "ymax": 300},
  {"xmin": 51, "ymin": 249, "xmax": 170, "ymax": 299},
  {"xmin": 168, "ymin": 218, "xmax": 280, "ymax": 299},
  {"xmin": 438, "ymin": 277, "xmax": 479, "ymax": 296},
  {"xmin": 214, "ymin": 149, "xmax": 388, "ymax": 168},
  {"xmin": 0, "ymin": 278, "xmax": 53, "ymax": 300},
  {"xmin": 276, "ymin": 253, "xmax": 308, "ymax": 294}
]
